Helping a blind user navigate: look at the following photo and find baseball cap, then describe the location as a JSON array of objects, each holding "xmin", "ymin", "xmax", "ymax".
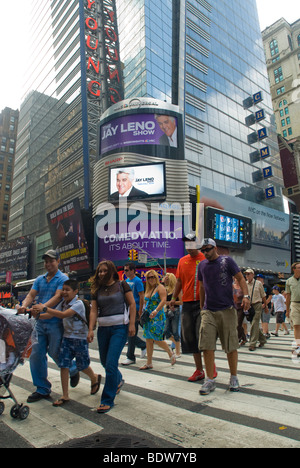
[
  {"xmin": 256, "ymin": 274, "xmax": 264, "ymax": 278},
  {"xmin": 272, "ymin": 285, "xmax": 280, "ymax": 291},
  {"xmin": 201, "ymin": 238, "xmax": 216, "ymax": 248},
  {"xmin": 245, "ymin": 268, "xmax": 254, "ymax": 274},
  {"xmin": 42, "ymin": 249, "xmax": 59, "ymax": 260},
  {"xmin": 183, "ymin": 233, "xmax": 201, "ymax": 250}
]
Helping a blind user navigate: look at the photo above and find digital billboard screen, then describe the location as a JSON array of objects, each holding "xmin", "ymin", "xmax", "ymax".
[
  {"xmin": 100, "ymin": 113, "xmax": 178, "ymax": 156},
  {"xmin": 109, "ymin": 163, "xmax": 166, "ymax": 201}
]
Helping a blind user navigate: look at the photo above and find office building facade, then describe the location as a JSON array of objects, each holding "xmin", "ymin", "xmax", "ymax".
[
  {"xmin": 0, "ymin": 108, "xmax": 19, "ymax": 243},
  {"xmin": 9, "ymin": 0, "xmax": 122, "ymax": 276},
  {"xmin": 116, "ymin": 0, "xmax": 285, "ymax": 209},
  {"xmin": 9, "ymin": 0, "xmax": 291, "ymax": 277}
]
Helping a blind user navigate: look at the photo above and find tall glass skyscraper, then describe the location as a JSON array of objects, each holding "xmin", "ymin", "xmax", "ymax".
[
  {"xmin": 9, "ymin": 0, "xmax": 122, "ymax": 274},
  {"xmin": 116, "ymin": 0, "xmax": 284, "ymax": 210}
]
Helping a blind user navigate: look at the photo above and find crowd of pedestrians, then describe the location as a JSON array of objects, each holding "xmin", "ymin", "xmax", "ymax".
[{"xmin": 10, "ymin": 241, "xmax": 297, "ymax": 412}]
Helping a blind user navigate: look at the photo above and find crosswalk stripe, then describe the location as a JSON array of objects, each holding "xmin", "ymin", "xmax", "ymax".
[{"xmin": 1, "ymin": 333, "xmax": 300, "ymax": 448}]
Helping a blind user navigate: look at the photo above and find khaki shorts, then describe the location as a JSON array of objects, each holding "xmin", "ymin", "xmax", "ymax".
[
  {"xmin": 199, "ymin": 308, "xmax": 239, "ymax": 354},
  {"xmin": 291, "ymin": 303, "xmax": 300, "ymax": 326}
]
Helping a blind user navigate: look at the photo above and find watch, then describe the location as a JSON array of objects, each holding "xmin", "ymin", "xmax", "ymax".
[
  {"xmin": 244, "ymin": 295, "xmax": 250, "ymax": 300},
  {"xmin": 42, "ymin": 306, "xmax": 48, "ymax": 313}
]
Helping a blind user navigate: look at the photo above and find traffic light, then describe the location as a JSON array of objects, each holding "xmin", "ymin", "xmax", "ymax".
[
  {"xmin": 127, "ymin": 249, "xmax": 138, "ymax": 261},
  {"xmin": 133, "ymin": 250, "xmax": 138, "ymax": 261}
]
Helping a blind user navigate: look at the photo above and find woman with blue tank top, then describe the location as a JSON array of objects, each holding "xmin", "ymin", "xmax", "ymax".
[{"xmin": 140, "ymin": 270, "xmax": 176, "ymax": 370}]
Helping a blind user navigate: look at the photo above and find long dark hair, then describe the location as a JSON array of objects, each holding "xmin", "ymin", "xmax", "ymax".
[{"xmin": 91, "ymin": 260, "xmax": 119, "ymax": 296}]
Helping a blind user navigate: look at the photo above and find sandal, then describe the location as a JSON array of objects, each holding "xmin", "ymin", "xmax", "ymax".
[
  {"xmin": 116, "ymin": 379, "xmax": 125, "ymax": 395},
  {"xmin": 97, "ymin": 404, "xmax": 111, "ymax": 413},
  {"xmin": 53, "ymin": 398, "xmax": 70, "ymax": 407},
  {"xmin": 170, "ymin": 353, "xmax": 176, "ymax": 366},
  {"xmin": 139, "ymin": 364, "xmax": 153, "ymax": 370},
  {"xmin": 91, "ymin": 374, "xmax": 102, "ymax": 395}
]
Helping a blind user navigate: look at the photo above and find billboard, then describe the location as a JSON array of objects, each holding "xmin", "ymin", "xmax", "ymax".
[
  {"xmin": 96, "ymin": 214, "xmax": 184, "ymax": 264},
  {"xmin": 100, "ymin": 114, "xmax": 178, "ymax": 155},
  {"xmin": 0, "ymin": 237, "xmax": 30, "ymax": 282},
  {"xmin": 201, "ymin": 187, "xmax": 290, "ymax": 273},
  {"xmin": 47, "ymin": 199, "xmax": 92, "ymax": 276},
  {"xmin": 109, "ymin": 163, "xmax": 166, "ymax": 201},
  {"xmin": 98, "ymin": 98, "xmax": 184, "ymax": 160}
]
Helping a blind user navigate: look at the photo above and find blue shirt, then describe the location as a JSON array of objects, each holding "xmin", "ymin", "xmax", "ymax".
[
  {"xmin": 126, "ymin": 276, "xmax": 144, "ymax": 311},
  {"xmin": 32, "ymin": 270, "xmax": 68, "ymax": 323}
]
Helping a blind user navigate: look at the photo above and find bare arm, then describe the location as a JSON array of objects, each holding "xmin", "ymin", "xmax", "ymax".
[{"xmin": 234, "ymin": 272, "xmax": 250, "ymax": 311}]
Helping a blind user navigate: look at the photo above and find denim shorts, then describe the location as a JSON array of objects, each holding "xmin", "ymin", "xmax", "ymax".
[{"xmin": 58, "ymin": 337, "xmax": 90, "ymax": 371}]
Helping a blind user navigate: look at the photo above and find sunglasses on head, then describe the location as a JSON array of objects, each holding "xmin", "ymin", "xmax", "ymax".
[{"xmin": 201, "ymin": 246, "xmax": 214, "ymax": 253}]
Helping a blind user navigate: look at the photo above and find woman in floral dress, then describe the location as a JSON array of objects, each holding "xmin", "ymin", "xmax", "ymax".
[{"xmin": 140, "ymin": 270, "xmax": 176, "ymax": 370}]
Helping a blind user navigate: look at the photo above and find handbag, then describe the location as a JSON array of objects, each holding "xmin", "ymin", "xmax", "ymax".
[
  {"xmin": 245, "ymin": 280, "xmax": 256, "ymax": 323},
  {"xmin": 140, "ymin": 286, "xmax": 157, "ymax": 326}
]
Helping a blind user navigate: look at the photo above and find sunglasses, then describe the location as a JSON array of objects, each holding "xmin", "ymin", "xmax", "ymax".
[
  {"xmin": 147, "ymin": 276, "xmax": 156, "ymax": 280},
  {"xmin": 201, "ymin": 246, "xmax": 214, "ymax": 253}
]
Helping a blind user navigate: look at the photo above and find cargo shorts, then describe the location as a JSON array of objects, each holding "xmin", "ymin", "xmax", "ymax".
[{"xmin": 199, "ymin": 307, "xmax": 239, "ymax": 354}]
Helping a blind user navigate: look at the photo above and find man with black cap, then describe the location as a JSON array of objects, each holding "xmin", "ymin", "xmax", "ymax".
[
  {"xmin": 18, "ymin": 250, "xmax": 79, "ymax": 402},
  {"xmin": 198, "ymin": 239, "xmax": 250, "ymax": 395}
]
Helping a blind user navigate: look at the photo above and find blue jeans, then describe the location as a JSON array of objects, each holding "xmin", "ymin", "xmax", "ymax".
[
  {"xmin": 97, "ymin": 324, "xmax": 128, "ymax": 407},
  {"xmin": 30, "ymin": 320, "xmax": 77, "ymax": 395}
]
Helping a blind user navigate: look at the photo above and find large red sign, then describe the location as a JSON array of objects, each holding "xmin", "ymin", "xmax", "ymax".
[{"xmin": 85, "ymin": 0, "xmax": 123, "ymax": 107}]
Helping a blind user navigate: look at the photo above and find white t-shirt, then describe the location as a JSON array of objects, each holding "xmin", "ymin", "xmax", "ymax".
[{"xmin": 271, "ymin": 294, "xmax": 285, "ymax": 313}]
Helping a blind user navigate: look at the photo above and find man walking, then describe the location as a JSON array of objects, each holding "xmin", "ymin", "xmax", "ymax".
[
  {"xmin": 286, "ymin": 262, "xmax": 300, "ymax": 357},
  {"xmin": 18, "ymin": 250, "xmax": 79, "ymax": 402},
  {"xmin": 122, "ymin": 263, "xmax": 146, "ymax": 365},
  {"xmin": 245, "ymin": 269, "xmax": 267, "ymax": 351},
  {"xmin": 171, "ymin": 236, "xmax": 208, "ymax": 382},
  {"xmin": 198, "ymin": 239, "xmax": 250, "ymax": 395}
]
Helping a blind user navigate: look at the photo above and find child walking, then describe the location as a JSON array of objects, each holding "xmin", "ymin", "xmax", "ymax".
[
  {"xmin": 271, "ymin": 286, "xmax": 289, "ymax": 337},
  {"xmin": 36, "ymin": 279, "xmax": 101, "ymax": 406}
]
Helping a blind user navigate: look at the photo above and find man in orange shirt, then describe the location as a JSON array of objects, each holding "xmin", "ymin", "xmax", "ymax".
[{"xmin": 171, "ymin": 237, "xmax": 212, "ymax": 382}]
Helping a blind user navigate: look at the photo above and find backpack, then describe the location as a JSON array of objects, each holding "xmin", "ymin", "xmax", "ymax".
[{"xmin": 75, "ymin": 299, "xmax": 94, "ymax": 329}]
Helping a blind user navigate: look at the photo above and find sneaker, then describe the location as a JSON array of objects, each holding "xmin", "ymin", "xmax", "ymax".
[
  {"xmin": 121, "ymin": 358, "xmax": 135, "ymax": 366},
  {"xmin": 200, "ymin": 379, "xmax": 216, "ymax": 395},
  {"xmin": 188, "ymin": 369, "xmax": 205, "ymax": 382},
  {"xmin": 27, "ymin": 392, "xmax": 51, "ymax": 403},
  {"xmin": 140, "ymin": 348, "xmax": 147, "ymax": 359},
  {"xmin": 229, "ymin": 376, "xmax": 240, "ymax": 392},
  {"xmin": 70, "ymin": 371, "xmax": 80, "ymax": 388},
  {"xmin": 271, "ymin": 332, "xmax": 278, "ymax": 337}
]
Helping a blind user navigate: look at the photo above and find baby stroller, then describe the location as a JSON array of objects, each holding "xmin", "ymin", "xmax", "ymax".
[{"xmin": 0, "ymin": 307, "xmax": 36, "ymax": 420}]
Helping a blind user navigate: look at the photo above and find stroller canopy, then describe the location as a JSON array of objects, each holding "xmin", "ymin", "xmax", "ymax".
[{"xmin": 0, "ymin": 308, "xmax": 34, "ymax": 359}]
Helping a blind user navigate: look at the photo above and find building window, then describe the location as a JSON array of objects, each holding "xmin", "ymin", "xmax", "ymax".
[
  {"xmin": 286, "ymin": 117, "xmax": 291, "ymax": 125},
  {"xmin": 270, "ymin": 39, "xmax": 279, "ymax": 56},
  {"xmin": 298, "ymin": 34, "xmax": 300, "ymax": 47},
  {"xmin": 276, "ymin": 86, "xmax": 285, "ymax": 95},
  {"xmin": 288, "ymin": 128, "xmax": 293, "ymax": 136},
  {"xmin": 274, "ymin": 66, "xmax": 283, "ymax": 83},
  {"xmin": 281, "ymin": 119, "xmax": 286, "ymax": 127},
  {"xmin": 280, "ymin": 109, "xmax": 284, "ymax": 117},
  {"xmin": 283, "ymin": 130, "xmax": 287, "ymax": 138},
  {"xmin": 285, "ymin": 107, "xmax": 289, "ymax": 115}
]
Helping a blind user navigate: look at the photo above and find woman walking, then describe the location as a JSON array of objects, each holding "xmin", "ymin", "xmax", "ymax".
[
  {"xmin": 140, "ymin": 270, "xmax": 176, "ymax": 370},
  {"xmin": 88, "ymin": 260, "xmax": 136, "ymax": 413},
  {"xmin": 163, "ymin": 273, "xmax": 182, "ymax": 357}
]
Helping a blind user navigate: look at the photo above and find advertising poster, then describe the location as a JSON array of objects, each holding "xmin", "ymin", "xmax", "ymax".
[
  {"xmin": 47, "ymin": 199, "xmax": 92, "ymax": 275},
  {"xmin": 97, "ymin": 216, "xmax": 184, "ymax": 263},
  {"xmin": 0, "ymin": 237, "xmax": 30, "ymax": 282},
  {"xmin": 100, "ymin": 113, "xmax": 178, "ymax": 155},
  {"xmin": 201, "ymin": 187, "xmax": 290, "ymax": 273},
  {"xmin": 109, "ymin": 163, "xmax": 166, "ymax": 201}
]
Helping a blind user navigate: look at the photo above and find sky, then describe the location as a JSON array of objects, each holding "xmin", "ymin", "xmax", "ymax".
[{"xmin": 0, "ymin": 0, "xmax": 298, "ymax": 112}]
